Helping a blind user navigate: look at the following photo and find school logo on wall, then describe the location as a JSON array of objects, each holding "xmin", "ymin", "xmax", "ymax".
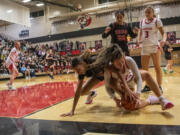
[{"xmin": 77, "ymin": 14, "xmax": 92, "ymax": 30}]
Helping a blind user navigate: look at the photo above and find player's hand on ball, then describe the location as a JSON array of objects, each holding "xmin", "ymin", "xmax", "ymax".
[
  {"xmin": 125, "ymin": 90, "xmax": 138, "ymax": 102},
  {"xmin": 113, "ymin": 97, "xmax": 122, "ymax": 108}
]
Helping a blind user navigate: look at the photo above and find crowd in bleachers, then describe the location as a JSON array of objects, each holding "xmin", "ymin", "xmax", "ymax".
[
  {"xmin": 0, "ymin": 37, "xmax": 75, "ymax": 78},
  {"xmin": 0, "ymin": 34, "xmax": 104, "ymax": 79}
]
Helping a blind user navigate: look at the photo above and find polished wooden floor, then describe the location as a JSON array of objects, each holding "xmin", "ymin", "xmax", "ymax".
[{"xmin": 0, "ymin": 67, "xmax": 180, "ymax": 126}]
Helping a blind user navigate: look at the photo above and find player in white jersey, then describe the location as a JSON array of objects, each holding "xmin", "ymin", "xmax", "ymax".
[
  {"xmin": 6, "ymin": 41, "xmax": 21, "ymax": 90},
  {"xmin": 101, "ymin": 45, "xmax": 174, "ymax": 111},
  {"xmin": 138, "ymin": 6, "xmax": 166, "ymax": 92}
]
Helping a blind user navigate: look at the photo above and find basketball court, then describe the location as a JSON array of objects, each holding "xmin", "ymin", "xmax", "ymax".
[{"xmin": 0, "ymin": 0, "xmax": 180, "ymax": 134}]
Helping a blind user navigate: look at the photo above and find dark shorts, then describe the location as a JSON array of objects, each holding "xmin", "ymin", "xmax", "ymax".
[
  {"xmin": 94, "ymin": 75, "xmax": 104, "ymax": 81},
  {"xmin": 118, "ymin": 44, "xmax": 129, "ymax": 56},
  {"xmin": 47, "ymin": 60, "xmax": 54, "ymax": 66},
  {"xmin": 48, "ymin": 63, "xmax": 54, "ymax": 70},
  {"xmin": 165, "ymin": 54, "xmax": 172, "ymax": 60},
  {"xmin": 124, "ymin": 50, "xmax": 130, "ymax": 56}
]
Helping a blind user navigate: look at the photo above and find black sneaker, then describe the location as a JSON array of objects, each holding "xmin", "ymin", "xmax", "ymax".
[
  {"xmin": 48, "ymin": 74, "xmax": 54, "ymax": 79},
  {"xmin": 141, "ymin": 85, "xmax": 151, "ymax": 93},
  {"xmin": 159, "ymin": 86, "xmax": 163, "ymax": 93}
]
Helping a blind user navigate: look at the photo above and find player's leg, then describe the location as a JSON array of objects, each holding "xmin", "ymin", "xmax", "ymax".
[
  {"xmin": 169, "ymin": 60, "xmax": 174, "ymax": 73},
  {"xmin": 141, "ymin": 54, "xmax": 151, "ymax": 92},
  {"xmin": 81, "ymin": 77, "xmax": 101, "ymax": 104},
  {"xmin": 140, "ymin": 69, "xmax": 174, "ymax": 110},
  {"xmin": 135, "ymin": 95, "xmax": 159, "ymax": 109},
  {"xmin": 151, "ymin": 50, "xmax": 163, "ymax": 90},
  {"xmin": 8, "ymin": 64, "xmax": 18, "ymax": 90}
]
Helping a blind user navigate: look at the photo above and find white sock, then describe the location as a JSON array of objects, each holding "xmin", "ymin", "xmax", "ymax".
[
  {"xmin": 147, "ymin": 99, "xmax": 151, "ymax": 104},
  {"xmin": 159, "ymin": 96, "xmax": 165, "ymax": 101}
]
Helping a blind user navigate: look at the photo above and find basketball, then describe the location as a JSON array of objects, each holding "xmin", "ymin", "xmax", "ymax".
[{"xmin": 121, "ymin": 94, "xmax": 137, "ymax": 111}]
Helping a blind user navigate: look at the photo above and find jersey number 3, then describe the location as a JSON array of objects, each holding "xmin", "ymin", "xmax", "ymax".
[{"xmin": 145, "ymin": 31, "xmax": 149, "ymax": 38}]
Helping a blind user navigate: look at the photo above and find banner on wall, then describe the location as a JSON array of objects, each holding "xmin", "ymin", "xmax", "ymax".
[
  {"xmin": 80, "ymin": 42, "xmax": 86, "ymax": 50},
  {"xmin": 95, "ymin": 40, "xmax": 102, "ymax": 50},
  {"xmin": 167, "ymin": 31, "xmax": 176, "ymax": 45},
  {"xmin": 66, "ymin": 41, "xmax": 72, "ymax": 55},
  {"xmin": 77, "ymin": 14, "xmax": 92, "ymax": 30},
  {"xmin": 19, "ymin": 30, "xmax": 29, "ymax": 38}
]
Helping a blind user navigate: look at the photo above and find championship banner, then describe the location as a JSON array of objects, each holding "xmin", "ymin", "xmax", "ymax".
[
  {"xmin": 167, "ymin": 31, "xmax": 176, "ymax": 45},
  {"xmin": 95, "ymin": 40, "xmax": 103, "ymax": 50},
  {"xmin": 80, "ymin": 42, "xmax": 86, "ymax": 50}
]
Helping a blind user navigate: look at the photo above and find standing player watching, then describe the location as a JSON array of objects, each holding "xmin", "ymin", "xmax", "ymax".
[
  {"xmin": 6, "ymin": 41, "xmax": 21, "ymax": 90},
  {"xmin": 138, "ymin": 6, "xmax": 167, "ymax": 93},
  {"xmin": 163, "ymin": 41, "xmax": 174, "ymax": 74},
  {"xmin": 102, "ymin": 10, "xmax": 138, "ymax": 56}
]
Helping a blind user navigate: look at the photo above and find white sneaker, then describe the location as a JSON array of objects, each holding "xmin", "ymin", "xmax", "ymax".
[
  {"xmin": 160, "ymin": 98, "xmax": 174, "ymax": 110},
  {"xmin": 26, "ymin": 76, "xmax": 28, "ymax": 80},
  {"xmin": 85, "ymin": 90, "xmax": 97, "ymax": 104},
  {"xmin": 148, "ymin": 95, "xmax": 160, "ymax": 104}
]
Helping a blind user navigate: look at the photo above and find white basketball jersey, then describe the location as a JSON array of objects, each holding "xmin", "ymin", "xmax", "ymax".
[
  {"xmin": 111, "ymin": 61, "xmax": 134, "ymax": 83},
  {"xmin": 6, "ymin": 47, "xmax": 19, "ymax": 66},
  {"xmin": 140, "ymin": 18, "xmax": 163, "ymax": 46}
]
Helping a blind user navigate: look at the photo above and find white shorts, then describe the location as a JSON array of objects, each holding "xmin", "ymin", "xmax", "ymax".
[
  {"xmin": 141, "ymin": 45, "xmax": 159, "ymax": 56},
  {"xmin": 6, "ymin": 60, "xmax": 17, "ymax": 72}
]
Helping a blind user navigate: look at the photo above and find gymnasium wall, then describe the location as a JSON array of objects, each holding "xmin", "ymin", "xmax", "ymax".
[
  {"xmin": 0, "ymin": 3, "xmax": 180, "ymax": 40},
  {"xmin": 0, "ymin": 0, "xmax": 30, "ymax": 27},
  {"xmin": 0, "ymin": 16, "xmax": 51, "ymax": 40}
]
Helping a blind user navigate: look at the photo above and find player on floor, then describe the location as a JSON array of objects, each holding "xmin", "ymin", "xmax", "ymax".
[
  {"xmin": 6, "ymin": 41, "xmax": 21, "ymax": 90},
  {"xmin": 61, "ymin": 48, "xmax": 147, "ymax": 116},
  {"xmin": 163, "ymin": 41, "xmax": 174, "ymax": 74},
  {"xmin": 138, "ymin": 6, "xmax": 167, "ymax": 92},
  {"xmin": 60, "ymin": 50, "xmax": 103, "ymax": 116},
  {"xmin": 61, "ymin": 49, "xmax": 137, "ymax": 116},
  {"xmin": 102, "ymin": 10, "xmax": 138, "ymax": 56},
  {"xmin": 46, "ymin": 48, "xmax": 55, "ymax": 79},
  {"xmin": 93, "ymin": 44, "xmax": 174, "ymax": 110}
]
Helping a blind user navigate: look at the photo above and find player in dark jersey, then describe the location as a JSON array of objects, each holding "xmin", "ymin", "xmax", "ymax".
[
  {"xmin": 102, "ymin": 10, "xmax": 138, "ymax": 56},
  {"xmin": 163, "ymin": 41, "xmax": 174, "ymax": 74},
  {"xmin": 46, "ymin": 48, "xmax": 55, "ymax": 79},
  {"xmin": 60, "ymin": 50, "xmax": 104, "ymax": 116}
]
